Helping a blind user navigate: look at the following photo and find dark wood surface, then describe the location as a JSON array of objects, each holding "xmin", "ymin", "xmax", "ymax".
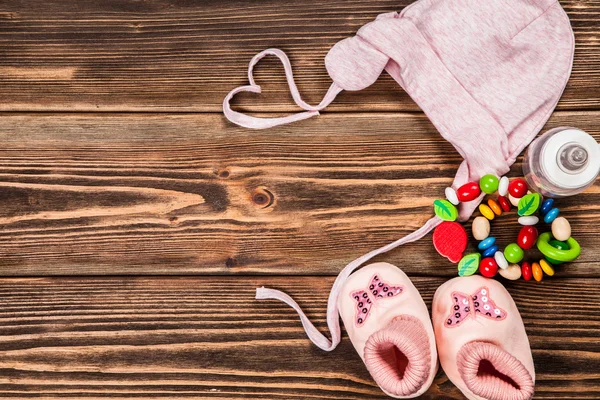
[{"xmin": 0, "ymin": 0, "xmax": 598, "ymax": 398}]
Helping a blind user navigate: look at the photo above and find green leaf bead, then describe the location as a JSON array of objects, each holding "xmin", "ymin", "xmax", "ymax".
[
  {"xmin": 517, "ymin": 193, "xmax": 541, "ymax": 216},
  {"xmin": 433, "ymin": 199, "xmax": 458, "ymax": 221},
  {"xmin": 479, "ymin": 174, "xmax": 499, "ymax": 194},
  {"xmin": 504, "ymin": 243, "xmax": 524, "ymax": 263},
  {"xmin": 458, "ymin": 253, "xmax": 481, "ymax": 277}
]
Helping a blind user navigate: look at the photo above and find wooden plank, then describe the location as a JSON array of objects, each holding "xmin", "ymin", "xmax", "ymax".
[
  {"xmin": 0, "ymin": 276, "xmax": 596, "ymax": 399},
  {"xmin": 0, "ymin": 111, "xmax": 598, "ymax": 276},
  {"xmin": 0, "ymin": 0, "xmax": 599, "ymax": 112}
]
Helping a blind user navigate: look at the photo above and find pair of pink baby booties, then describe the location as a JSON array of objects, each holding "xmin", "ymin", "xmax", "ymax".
[{"xmin": 340, "ymin": 263, "xmax": 534, "ymax": 399}]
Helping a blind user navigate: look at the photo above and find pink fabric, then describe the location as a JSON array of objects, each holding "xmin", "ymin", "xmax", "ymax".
[
  {"xmin": 234, "ymin": 0, "xmax": 574, "ymax": 352},
  {"xmin": 457, "ymin": 341, "xmax": 535, "ymax": 400},
  {"xmin": 364, "ymin": 316, "xmax": 432, "ymax": 397}
]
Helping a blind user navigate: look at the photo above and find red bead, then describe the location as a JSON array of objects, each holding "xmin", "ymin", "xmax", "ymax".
[
  {"xmin": 479, "ymin": 257, "xmax": 498, "ymax": 278},
  {"xmin": 508, "ymin": 178, "xmax": 528, "ymax": 198},
  {"xmin": 457, "ymin": 182, "xmax": 481, "ymax": 202},
  {"xmin": 498, "ymin": 195, "xmax": 511, "ymax": 212},
  {"xmin": 517, "ymin": 226, "xmax": 538, "ymax": 250},
  {"xmin": 432, "ymin": 222, "xmax": 468, "ymax": 263},
  {"xmin": 521, "ymin": 261, "xmax": 532, "ymax": 281}
]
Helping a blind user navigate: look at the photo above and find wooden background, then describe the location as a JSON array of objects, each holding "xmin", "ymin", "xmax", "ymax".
[{"xmin": 0, "ymin": 0, "xmax": 599, "ymax": 398}]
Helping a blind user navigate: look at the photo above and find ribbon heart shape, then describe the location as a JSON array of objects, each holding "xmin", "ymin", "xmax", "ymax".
[{"xmin": 222, "ymin": 48, "xmax": 342, "ymax": 129}]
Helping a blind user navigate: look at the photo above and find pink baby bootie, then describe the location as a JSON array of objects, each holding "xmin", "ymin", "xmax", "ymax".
[
  {"xmin": 338, "ymin": 262, "xmax": 437, "ymax": 398},
  {"xmin": 432, "ymin": 276, "xmax": 535, "ymax": 400}
]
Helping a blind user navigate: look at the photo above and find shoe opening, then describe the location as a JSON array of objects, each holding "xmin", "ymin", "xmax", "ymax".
[
  {"xmin": 458, "ymin": 341, "xmax": 534, "ymax": 400},
  {"xmin": 478, "ymin": 359, "xmax": 520, "ymax": 390},
  {"xmin": 364, "ymin": 315, "xmax": 431, "ymax": 397}
]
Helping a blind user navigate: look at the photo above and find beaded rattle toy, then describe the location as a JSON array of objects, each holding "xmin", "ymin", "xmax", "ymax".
[{"xmin": 432, "ymin": 175, "xmax": 581, "ymax": 281}]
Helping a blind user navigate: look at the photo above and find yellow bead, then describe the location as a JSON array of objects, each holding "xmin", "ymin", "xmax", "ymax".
[
  {"xmin": 532, "ymin": 262, "xmax": 543, "ymax": 282},
  {"xmin": 539, "ymin": 259, "xmax": 555, "ymax": 276},
  {"xmin": 487, "ymin": 199, "xmax": 502, "ymax": 216},
  {"xmin": 479, "ymin": 204, "xmax": 495, "ymax": 220}
]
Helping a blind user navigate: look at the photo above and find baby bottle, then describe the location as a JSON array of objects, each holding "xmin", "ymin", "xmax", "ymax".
[{"xmin": 523, "ymin": 127, "xmax": 600, "ymax": 198}]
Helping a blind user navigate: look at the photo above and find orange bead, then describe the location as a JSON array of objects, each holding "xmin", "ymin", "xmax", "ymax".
[
  {"xmin": 487, "ymin": 199, "xmax": 502, "ymax": 216},
  {"xmin": 532, "ymin": 262, "xmax": 543, "ymax": 282}
]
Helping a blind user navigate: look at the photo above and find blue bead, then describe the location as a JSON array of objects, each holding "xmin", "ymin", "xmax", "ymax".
[
  {"xmin": 540, "ymin": 199, "xmax": 554, "ymax": 215},
  {"xmin": 482, "ymin": 245, "xmax": 499, "ymax": 258},
  {"xmin": 544, "ymin": 207, "xmax": 560, "ymax": 224},
  {"xmin": 478, "ymin": 237, "xmax": 496, "ymax": 250}
]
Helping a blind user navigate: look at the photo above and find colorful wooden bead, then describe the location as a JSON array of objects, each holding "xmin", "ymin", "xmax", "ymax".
[
  {"xmin": 508, "ymin": 178, "xmax": 528, "ymax": 198},
  {"xmin": 434, "ymin": 199, "xmax": 458, "ymax": 221},
  {"xmin": 532, "ymin": 262, "xmax": 543, "ymax": 282},
  {"xmin": 551, "ymin": 216, "xmax": 571, "ymax": 241},
  {"xmin": 478, "ymin": 236, "xmax": 496, "ymax": 250},
  {"xmin": 445, "ymin": 187, "xmax": 460, "ymax": 205},
  {"xmin": 517, "ymin": 226, "xmax": 538, "ymax": 250},
  {"xmin": 457, "ymin": 182, "xmax": 481, "ymax": 202},
  {"xmin": 498, "ymin": 195, "xmax": 511, "ymax": 212},
  {"xmin": 498, "ymin": 176, "xmax": 509, "ymax": 196},
  {"xmin": 499, "ymin": 264, "xmax": 522, "ymax": 280},
  {"xmin": 504, "ymin": 243, "xmax": 524, "ymax": 263},
  {"xmin": 487, "ymin": 199, "xmax": 502, "ymax": 216},
  {"xmin": 521, "ymin": 261, "xmax": 533, "ymax": 281},
  {"xmin": 479, "ymin": 203, "xmax": 495, "ymax": 220},
  {"xmin": 433, "ymin": 221, "xmax": 468, "ymax": 263},
  {"xmin": 479, "ymin": 257, "xmax": 498, "ymax": 278},
  {"xmin": 540, "ymin": 198, "xmax": 554, "ymax": 215},
  {"xmin": 472, "ymin": 216, "xmax": 491, "ymax": 241},
  {"xmin": 494, "ymin": 251, "xmax": 509, "ymax": 269},
  {"xmin": 544, "ymin": 207, "xmax": 560, "ymax": 224},
  {"xmin": 539, "ymin": 259, "xmax": 555, "ymax": 276},
  {"xmin": 518, "ymin": 215, "xmax": 539, "ymax": 226},
  {"xmin": 508, "ymin": 193, "xmax": 521, "ymax": 207},
  {"xmin": 482, "ymin": 245, "xmax": 499, "ymax": 258},
  {"xmin": 458, "ymin": 253, "xmax": 481, "ymax": 277},
  {"xmin": 517, "ymin": 193, "xmax": 541, "ymax": 216},
  {"xmin": 479, "ymin": 174, "xmax": 500, "ymax": 194}
]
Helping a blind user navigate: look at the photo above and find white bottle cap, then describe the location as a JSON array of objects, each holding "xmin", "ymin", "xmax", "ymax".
[{"xmin": 541, "ymin": 128, "xmax": 600, "ymax": 189}]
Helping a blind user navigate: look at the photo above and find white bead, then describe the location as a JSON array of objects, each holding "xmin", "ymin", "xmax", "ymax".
[
  {"xmin": 518, "ymin": 215, "xmax": 539, "ymax": 226},
  {"xmin": 508, "ymin": 193, "xmax": 520, "ymax": 207},
  {"xmin": 494, "ymin": 251, "xmax": 509, "ymax": 269},
  {"xmin": 498, "ymin": 176, "xmax": 509, "ymax": 196},
  {"xmin": 481, "ymin": 289, "xmax": 487, "ymax": 295},
  {"xmin": 445, "ymin": 187, "xmax": 460, "ymax": 205}
]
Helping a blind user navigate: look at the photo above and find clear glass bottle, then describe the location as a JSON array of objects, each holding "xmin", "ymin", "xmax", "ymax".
[{"xmin": 523, "ymin": 127, "xmax": 600, "ymax": 198}]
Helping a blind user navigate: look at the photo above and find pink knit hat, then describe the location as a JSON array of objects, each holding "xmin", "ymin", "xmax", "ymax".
[{"xmin": 226, "ymin": 0, "xmax": 574, "ymax": 352}]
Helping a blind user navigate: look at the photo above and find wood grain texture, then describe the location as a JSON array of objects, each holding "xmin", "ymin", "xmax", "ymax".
[
  {"xmin": 0, "ymin": 0, "xmax": 599, "ymax": 112},
  {"xmin": 0, "ymin": 111, "xmax": 598, "ymax": 276},
  {"xmin": 0, "ymin": 276, "xmax": 597, "ymax": 399}
]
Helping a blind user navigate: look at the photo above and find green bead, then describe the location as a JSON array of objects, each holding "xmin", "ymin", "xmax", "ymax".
[
  {"xmin": 479, "ymin": 174, "xmax": 499, "ymax": 194},
  {"xmin": 550, "ymin": 239, "xmax": 570, "ymax": 250},
  {"xmin": 458, "ymin": 253, "xmax": 481, "ymax": 277},
  {"xmin": 433, "ymin": 199, "xmax": 458, "ymax": 221},
  {"xmin": 547, "ymin": 240, "xmax": 569, "ymax": 264},
  {"xmin": 517, "ymin": 193, "xmax": 541, "ymax": 216},
  {"xmin": 504, "ymin": 243, "xmax": 524, "ymax": 263}
]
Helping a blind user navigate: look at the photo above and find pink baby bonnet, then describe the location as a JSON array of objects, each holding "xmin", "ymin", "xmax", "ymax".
[{"xmin": 224, "ymin": 0, "xmax": 574, "ymax": 351}]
